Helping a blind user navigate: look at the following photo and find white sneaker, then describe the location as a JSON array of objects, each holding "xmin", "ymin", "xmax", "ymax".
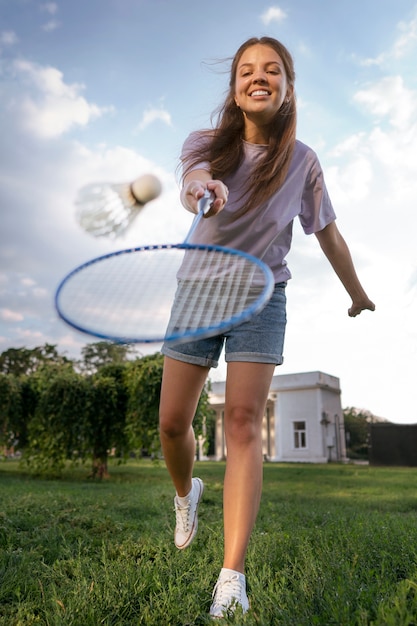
[
  {"xmin": 209, "ymin": 568, "xmax": 249, "ymax": 618},
  {"xmin": 174, "ymin": 477, "xmax": 204, "ymax": 549}
]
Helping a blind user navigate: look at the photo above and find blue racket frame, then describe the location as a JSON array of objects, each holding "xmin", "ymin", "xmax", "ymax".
[{"xmin": 55, "ymin": 241, "xmax": 274, "ymax": 344}]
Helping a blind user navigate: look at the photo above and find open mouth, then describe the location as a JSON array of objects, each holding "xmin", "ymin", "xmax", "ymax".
[{"xmin": 250, "ymin": 90, "xmax": 270, "ymax": 97}]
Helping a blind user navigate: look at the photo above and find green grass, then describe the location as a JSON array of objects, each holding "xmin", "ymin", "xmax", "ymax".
[{"xmin": 1, "ymin": 461, "xmax": 417, "ymax": 625}]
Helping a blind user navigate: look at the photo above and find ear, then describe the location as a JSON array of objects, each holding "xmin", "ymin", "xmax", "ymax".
[{"xmin": 286, "ymin": 85, "xmax": 294, "ymax": 102}]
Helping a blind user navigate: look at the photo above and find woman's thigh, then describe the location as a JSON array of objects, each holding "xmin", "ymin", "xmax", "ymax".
[{"xmin": 159, "ymin": 356, "xmax": 210, "ymax": 429}]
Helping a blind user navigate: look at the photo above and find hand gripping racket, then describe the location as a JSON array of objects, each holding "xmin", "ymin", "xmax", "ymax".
[{"xmin": 55, "ymin": 191, "xmax": 274, "ymax": 344}]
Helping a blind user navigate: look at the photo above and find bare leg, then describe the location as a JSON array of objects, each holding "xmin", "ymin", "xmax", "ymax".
[
  {"xmin": 159, "ymin": 356, "xmax": 209, "ymax": 496},
  {"xmin": 222, "ymin": 361, "xmax": 276, "ymax": 573}
]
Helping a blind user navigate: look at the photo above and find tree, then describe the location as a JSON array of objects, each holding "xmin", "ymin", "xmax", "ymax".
[
  {"xmin": 125, "ymin": 353, "xmax": 164, "ymax": 456},
  {"xmin": 80, "ymin": 341, "xmax": 138, "ymax": 374},
  {"xmin": 86, "ymin": 364, "xmax": 129, "ymax": 479},
  {"xmin": 24, "ymin": 369, "xmax": 89, "ymax": 476},
  {"xmin": 4, "ymin": 342, "xmax": 215, "ymax": 477},
  {"xmin": 0, "ymin": 344, "xmax": 71, "ymax": 376},
  {"xmin": 0, "ymin": 373, "xmax": 22, "ymax": 455},
  {"xmin": 19, "ymin": 360, "xmax": 130, "ymax": 478},
  {"xmin": 343, "ymin": 407, "xmax": 384, "ymax": 460},
  {"xmin": 195, "ymin": 379, "xmax": 216, "ymax": 458},
  {"xmin": 0, "ymin": 347, "xmax": 76, "ymax": 456},
  {"xmin": 17, "ymin": 375, "xmax": 39, "ymax": 451}
]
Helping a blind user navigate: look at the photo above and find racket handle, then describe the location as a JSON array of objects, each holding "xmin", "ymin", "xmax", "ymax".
[
  {"xmin": 199, "ymin": 189, "xmax": 215, "ymax": 215},
  {"xmin": 184, "ymin": 190, "xmax": 214, "ymax": 243}
]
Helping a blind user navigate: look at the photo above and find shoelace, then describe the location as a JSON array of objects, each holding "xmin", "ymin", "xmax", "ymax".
[
  {"xmin": 212, "ymin": 574, "xmax": 242, "ymax": 607},
  {"xmin": 175, "ymin": 498, "xmax": 191, "ymax": 532}
]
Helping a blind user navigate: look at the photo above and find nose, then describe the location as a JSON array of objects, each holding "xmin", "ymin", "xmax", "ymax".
[{"xmin": 252, "ymin": 71, "xmax": 267, "ymax": 84}]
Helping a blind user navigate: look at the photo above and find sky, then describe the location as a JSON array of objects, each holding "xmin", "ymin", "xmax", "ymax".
[{"xmin": 0, "ymin": 0, "xmax": 416, "ymax": 424}]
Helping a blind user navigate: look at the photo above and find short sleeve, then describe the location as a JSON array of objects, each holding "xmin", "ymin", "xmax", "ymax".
[
  {"xmin": 299, "ymin": 154, "xmax": 336, "ymax": 234},
  {"xmin": 180, "ymin": 131, "xmax": 211, "ymax": 181}
]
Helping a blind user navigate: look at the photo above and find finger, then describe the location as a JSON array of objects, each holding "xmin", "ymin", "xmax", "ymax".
[
  {"xmin": 207, "ymin": 181, "xmax": 229, "ymax": 203},
  {"xmin": 204, "ymin": 196, "xmax": 226, "ymax": 217},
  {"xmin": 189, "ymin": 185, "xmax": 205, "ymax": 200}
]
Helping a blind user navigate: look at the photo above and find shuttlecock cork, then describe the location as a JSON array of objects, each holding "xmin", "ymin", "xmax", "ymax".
[{"xmin": 131, "ymin": 174, "xmax": 162, "ymax": 205}]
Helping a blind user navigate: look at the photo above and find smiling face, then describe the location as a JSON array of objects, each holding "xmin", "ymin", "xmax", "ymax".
[{"xmin": 234, "ymin": 44, "xmax": 292, "ymax": 141}]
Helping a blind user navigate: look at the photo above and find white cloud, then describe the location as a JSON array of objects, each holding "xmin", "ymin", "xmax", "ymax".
[
  {"xmin": 16, "ymin": 329, "xmax": 44, "ymax": 340},
  {"xmin": 40, "ymin": 3, "xmax": 58, "ymax": 15},
  {"xmin": 297, "ymin": 41, "xmax": 311, "ymax": 57},
  {"xmin": 393, "ymin": 14, "xmax": 417, "ymax": 58},
  {"xmin": 327, "ymin": 155, "xmax": 373, "ymax": 205},
  {"xmin": 0, "ymin": 30, "xmax": 19, "ymax": 46},
  {"xmin": 329, "ymin": 133, "xmax": 366, "ymax": 158},
  {"xmin": 303, "ymin": 67, "xmax": 417, "ymax": 421},
  {"xmin": 326, "ymin": 75, "xmax": 417, "ymax": 217},
  {"xmin": 40, "ymin": 2, "xmax": 60, "ymax": 31},
  {"xmin": 260, "ymin": 6, "xmax": 287, "ymax": 25},
  {"xmin": 359, "ymin": 54, "xmax": 384, "ymax": 68},
  {"xmin": 136, "ymin": 106, "xmax": 172, "ymax": 131},
  {"xmin": 13, "ymin": 59, "xmax": 110, "ymax": 138},
  {"xmin": 354, "ymin": 75, "xmax": 416, "ymax": 130},
  {"xmin": 359, "ymin": 10, "xmax": 417, "ymax": 66},
  {"xmin": 0, "ymin": 308, "xmax": 24, "ymax": 322},
  {"xmin": 20, "ymin": 277, "xmax": 36, "ymax": 287},
  {"xmin": 33, "ymin": 287, "xmax": 48, "ymax": 298},
  {"xmin": 42, "ymin": 20, "xmax": 60, "ymax": 33}
]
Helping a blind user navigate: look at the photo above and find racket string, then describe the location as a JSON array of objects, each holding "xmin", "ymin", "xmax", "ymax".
[
  {"xmin": 56, "ymin": 245, "xmax": 273, "ymax": 343},
  {"xmin": 165, "ymin": 249, "xmax": 264, "ymax": 337}
]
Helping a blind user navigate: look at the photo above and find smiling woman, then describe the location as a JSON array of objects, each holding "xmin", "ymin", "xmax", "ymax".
[
  {"xmin": 201, "ymin": 37, "xmax": 299, "ymax": 212},
  {"xmin": 158, "ymin": 35, "xmax": 375, "ymax": 620},
  {"xmin": 234, "ymin": 44, "xmax": 294, "ymax": 142}
]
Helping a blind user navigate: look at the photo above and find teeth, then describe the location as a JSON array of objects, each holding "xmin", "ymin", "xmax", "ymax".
[{"xmin": 251, "ymin": 90, "xmax": 269, "ymax": 96}]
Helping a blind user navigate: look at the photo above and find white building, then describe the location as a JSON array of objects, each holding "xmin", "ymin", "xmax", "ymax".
[{"xmin": 209, "ymin": 370, "xmax": 347, "ymax": 463}]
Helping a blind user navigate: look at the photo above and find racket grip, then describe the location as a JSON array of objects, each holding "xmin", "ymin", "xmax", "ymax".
[
  {"xmin": 184, "ymin": 191, "xmax": 215, "ymax": 243},
  {"xmin": 198, "ymin": 189, "xmax": 215, "ymax": 215}
]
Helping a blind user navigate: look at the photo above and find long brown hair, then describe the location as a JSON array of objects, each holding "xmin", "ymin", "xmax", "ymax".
[{"xmin": 182, "ymin": 37, "xmax": 297, "ymax": 211}]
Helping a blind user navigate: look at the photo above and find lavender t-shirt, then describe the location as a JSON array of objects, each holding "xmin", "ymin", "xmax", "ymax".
[{"xmin": 182, "ymin": 131, "xmax": 336, "ymax": 283}]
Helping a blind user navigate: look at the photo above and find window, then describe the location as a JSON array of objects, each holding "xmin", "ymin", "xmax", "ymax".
[{"xmin": 293, "ymin": 421, "xmax": 307, "ymax": 449}]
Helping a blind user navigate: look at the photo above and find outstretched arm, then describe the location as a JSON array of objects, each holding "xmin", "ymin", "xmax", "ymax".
[{"xmin": 315, "ymin": 221, "xmax": 375, "ymax": 317}]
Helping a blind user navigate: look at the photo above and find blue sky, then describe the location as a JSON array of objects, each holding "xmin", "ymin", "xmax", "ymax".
[{"xmin": 1, "ymin": 0, "xmax": 417, "ymax": 423}]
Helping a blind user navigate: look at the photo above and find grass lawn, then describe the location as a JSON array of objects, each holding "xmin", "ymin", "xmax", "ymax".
[{"xmin": 1, "ymin": 460, "xmax": 417, "ymax": 625}]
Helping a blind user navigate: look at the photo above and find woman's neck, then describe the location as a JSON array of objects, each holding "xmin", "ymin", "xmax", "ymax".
[{"xmin": 243, "ymin": 119, "xmax": 270, "ymax": 145}]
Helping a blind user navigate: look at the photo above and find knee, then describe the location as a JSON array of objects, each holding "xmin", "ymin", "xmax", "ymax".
[
  {"xmin": 225, "ymin": 406, "xmax": 260, "ymax": 445},
  {"xmin": 159, "ymin": 410, "xmax": 191, "ymax": 440}
]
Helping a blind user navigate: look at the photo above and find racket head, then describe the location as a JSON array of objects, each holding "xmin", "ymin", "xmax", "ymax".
[{"xmin": 55, "ymin": 243, "xmax": 274, "ymax": 344}]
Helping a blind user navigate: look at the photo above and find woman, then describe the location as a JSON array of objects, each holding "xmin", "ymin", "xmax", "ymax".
[{"xmin": 159, "ymin": 36, "xmax": 375, "ymax": 618}]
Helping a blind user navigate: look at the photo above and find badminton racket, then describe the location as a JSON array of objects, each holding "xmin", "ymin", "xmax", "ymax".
[
  {"xmin": 75, "ymin": 173, "xmax": 162, "ymax": 237},
  {"xmin": 55, "ymin": 191, "xmax": 275, "ymax": 344}
]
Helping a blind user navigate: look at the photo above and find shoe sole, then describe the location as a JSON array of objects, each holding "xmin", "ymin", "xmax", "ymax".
[{"xmin": 175, "ymin": 477, "xmax": 204, "ymax": 550}]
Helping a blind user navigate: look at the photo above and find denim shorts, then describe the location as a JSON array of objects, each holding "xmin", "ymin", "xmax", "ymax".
[{"xmin": 161, "ymin": 282, "xmax": 287, "ymax": 368}]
